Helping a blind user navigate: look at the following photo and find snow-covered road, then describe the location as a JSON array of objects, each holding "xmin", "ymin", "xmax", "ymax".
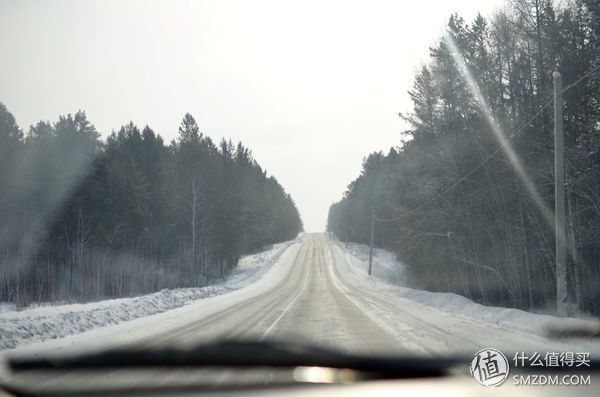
[
  {"xmin": 139, "ymin": 233, "xmax": 409, "ymax": 354},
  {"xmin": 5, "ymin": 233, "xmax": 600, "ymax": 358}
]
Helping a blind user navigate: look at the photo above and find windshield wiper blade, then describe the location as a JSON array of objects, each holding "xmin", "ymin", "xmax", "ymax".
[{"xmin": 7, "ymin": 340, "xmax": 461, "ymax": 378}]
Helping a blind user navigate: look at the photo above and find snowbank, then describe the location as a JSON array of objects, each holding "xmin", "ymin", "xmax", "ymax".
[
  {"xmin": 0, "ymin": 238, "xmax": 296, "ymax": 351},
  {"xmin": 329, "ymin": 237, "xmax": 600, "ymax": 349}
]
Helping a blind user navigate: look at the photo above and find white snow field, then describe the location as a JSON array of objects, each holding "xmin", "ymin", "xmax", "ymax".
[{"xmin": 2, "ymin": 233, "xmax": 599, "ymax": 358}]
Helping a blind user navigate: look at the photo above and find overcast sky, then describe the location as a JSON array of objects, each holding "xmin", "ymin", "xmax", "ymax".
[{"xmin": 0, "ymin": 0, "xmax": 505, "ymax": 232}]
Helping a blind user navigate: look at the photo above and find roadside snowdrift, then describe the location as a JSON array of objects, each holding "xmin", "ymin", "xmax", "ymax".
[
  {"xmin": 330, "ymin": 238, "xmax": 600, "ymax": 353},
  {"xmin": 0, "ymin": 238, "xmax": 297, "ymax": 351}
]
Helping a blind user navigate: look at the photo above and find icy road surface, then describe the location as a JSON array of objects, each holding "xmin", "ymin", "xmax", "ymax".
[{"xmin": 6, "ymin": 233, "xmax": 600, "ymax": 357}]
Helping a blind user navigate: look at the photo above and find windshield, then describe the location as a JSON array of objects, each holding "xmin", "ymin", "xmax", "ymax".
[{"xmin": 1, "ymin": 0, "xmax": 599, "ymax": 370}]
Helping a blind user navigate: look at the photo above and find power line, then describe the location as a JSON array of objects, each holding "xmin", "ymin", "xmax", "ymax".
[
  {"xmin": 375, "ymin": 64, "xmax": 600, "ymax": 224},
  {"xmin": 562, "ymin": 63, "xmax": 600, "ymax": 92}
]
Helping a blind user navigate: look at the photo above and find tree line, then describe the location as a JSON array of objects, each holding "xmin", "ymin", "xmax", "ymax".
[
  {"xmin": 0, "ymin": 106, "xmax": 302, "ymax": 307},
  {"xmin": 328, "ymin": 0, "xmax": 600, "ymax": 314}
]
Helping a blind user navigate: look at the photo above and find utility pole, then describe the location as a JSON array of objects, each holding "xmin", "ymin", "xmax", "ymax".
[
  {"xmin": 368, "ymin": 209, "xmax": 375, "ymax": 276},
  {"xmin": 554, "ymin": 71, "xmax": 567, "ymax": 316},
  {"xmin": 345, "ymin": 220, "xmax": 349, "ymax": 248}
]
